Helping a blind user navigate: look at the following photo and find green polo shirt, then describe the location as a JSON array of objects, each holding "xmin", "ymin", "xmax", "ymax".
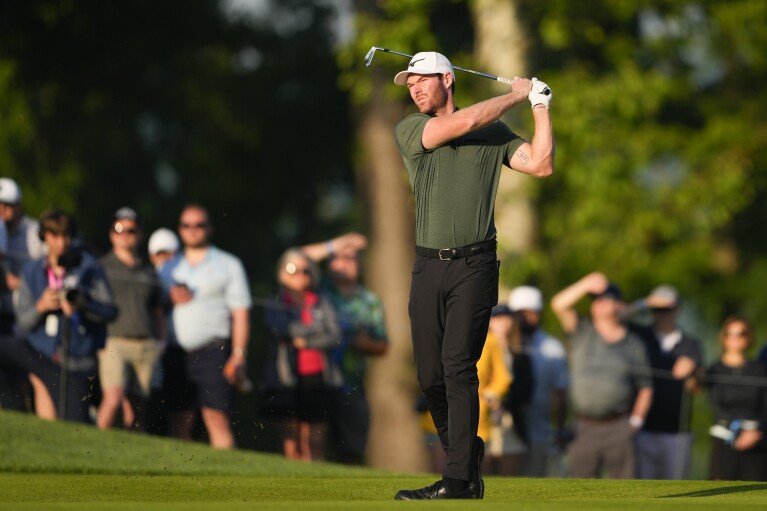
[{"xmin": 394, "ymin": 112, "xmax": 524, "ymax": 249}]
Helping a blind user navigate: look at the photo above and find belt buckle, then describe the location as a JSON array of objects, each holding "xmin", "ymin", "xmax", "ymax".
[{"xmin": 438, "ymin": 248, "xmax": 453, "ymax": 260}]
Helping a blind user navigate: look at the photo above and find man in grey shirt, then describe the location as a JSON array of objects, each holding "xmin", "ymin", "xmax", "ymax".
[
  {"xmin": 551, "ymin": 272, "xmax": 653, "ymax": 479},
  {"xmin": 97, "ymin": 207, "xmax": 165, "ymax": 430}
]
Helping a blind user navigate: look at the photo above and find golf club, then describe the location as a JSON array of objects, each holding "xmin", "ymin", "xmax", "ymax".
[{"xmin": 364, "ymin": 46, "xmax": 550, "ymax": 95}]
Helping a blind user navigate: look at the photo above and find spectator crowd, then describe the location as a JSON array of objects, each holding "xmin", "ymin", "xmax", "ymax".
[{"xmin": 0, "ymin": 177, "xmax": 765, "ymax": 481}]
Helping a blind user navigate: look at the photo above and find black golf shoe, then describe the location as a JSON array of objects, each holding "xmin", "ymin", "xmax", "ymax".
[
  {"xmin": 469, "ymin": 436, "xmax": 485, "ymax": 499},
  {"xmin": 394, "ymin": 479, "xmax": 477, "ymax": 500}
]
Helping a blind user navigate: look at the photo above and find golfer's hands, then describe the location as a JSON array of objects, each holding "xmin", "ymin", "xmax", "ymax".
[
  {"xmin": 511, "ymin": 77, "xmax": 532, "ymax": 96},
  {"xmin": 529, "ymin": 77, "xmax": 552, "ymax": 109}
]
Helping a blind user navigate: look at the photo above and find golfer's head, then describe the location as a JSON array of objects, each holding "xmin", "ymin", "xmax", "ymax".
[
  {"xmin": 394, "ymin": 52, "xmax": 454, "ymax": 85},
  {"xmin": 394, "ymin": 53, "xmax": 454, "ymax": 115}
]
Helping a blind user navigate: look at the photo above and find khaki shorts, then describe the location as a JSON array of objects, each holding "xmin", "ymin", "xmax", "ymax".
[{"xmin": 98, "ymin": 336, "xmax": 164, "ymax": 397}]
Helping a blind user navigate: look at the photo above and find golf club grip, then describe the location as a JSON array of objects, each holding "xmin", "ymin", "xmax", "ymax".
[{"xmin": 497, "ymin": 76, "xmax": 551, "ymax": 95}]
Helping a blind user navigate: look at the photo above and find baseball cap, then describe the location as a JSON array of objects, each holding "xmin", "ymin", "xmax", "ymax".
[
  {"xmin": 148, "ymin": 227, "xmax": 179, "ymax": 255},
  {"xmin": 647, "ymin": 284, "xmax": 679, "ymax": 308},
  {"xmin": 592, "ymin": 282, "xmax": 623, "ymax": 301},
  {"xmin": 0, "ymin": 178, "xmax": 21, "ymax": 204},
  {"xmin": 509, "ymin": 286, "xmax": 543, "ymax": 312},
  {"xmin": 394, "ymin": 52, "xmax": 454, "ymax": 86},
  {"xmin": 114, "ymin": 206, "xmax": 138, "ymax": 223},
  {"xmin": 491, "ymin": 304, "xmax": 513, "ymax": 317}
]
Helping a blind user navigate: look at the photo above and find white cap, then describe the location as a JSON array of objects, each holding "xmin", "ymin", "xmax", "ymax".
[
  {"xmin": 0, "ymin": 178, "xmax": 21, "ymax": 204},
  {"xmin": 148, "ymin": 228, "xmax": 179, "ymax": 255},
  {"xmin": 394, "ymin": 52, "xmax": 454, "ymax": 86},
  {"xmin": 509, "ymin": 286, "xmax": 543, "ymax": 312},
  {"xmin": 647, "ymin": 284, "xmax": 679, "ymax": 307}
]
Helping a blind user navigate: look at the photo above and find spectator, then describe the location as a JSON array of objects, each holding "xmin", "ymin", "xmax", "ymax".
[
  {"xmin": 160, "ymin": 204, "xmax": 252, "ymax": 449},
  {"xmin": 302, "ymin": 233, "xmax": 388, "ymax": 465},
  {"xmin": 551, "ymin": 272, "xmax": 653, "ymax": 479},
  {"xmin": 147, "ymin": 228, "xmax": 179, "ymax": 271},
  {"xmin": 15, "ymin": 209, "xmax": 117, "ymax": 422},
  {"xmin": 96, "ymin": 207, "xmax": 166, "ymax": 430},
  {"xmin": 260, "ymin": 248, "xmax": 342, "ymax": 461},
  {"xmin": 509, "ymin": 285, "xmax": 570, "ymax": 477},
  {"xmin": 629, "ymin": 285, "xmax": 703, "ymax": 480},
  {"xmin": 485, "ymin": 304, "xmax": 531, "ymax": 476},
  {"xmin": 706, "ymin": 315, "xmax": 767, "ymax": 481},
  {"xmin": 144, "ymin": 226, "xmax": 179, "ymax": 436},
  {"xmin": 0, "ymin": 178, "xmax": 21, "ymax": 410},
  {"xmin": 0, "ymin": 178, "xmax": 45, "ymax": 295},
  {"xmin": 477, "ymin": 305, "xmax": 513, "ymax": 474}
]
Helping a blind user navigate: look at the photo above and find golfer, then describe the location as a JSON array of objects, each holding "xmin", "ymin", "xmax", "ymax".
[{"xmin": 392, "ymin": 51, "xmax": 554, "ymax": 500}]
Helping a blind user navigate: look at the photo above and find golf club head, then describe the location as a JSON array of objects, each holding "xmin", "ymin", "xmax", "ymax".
[{"xmin": 364, "ymin": 46, "xmax": 380, "ymax": 67}]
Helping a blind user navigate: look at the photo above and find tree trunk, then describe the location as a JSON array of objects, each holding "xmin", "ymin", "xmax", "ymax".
[
  {"xmin": 359, "ymin": 79, "xmax": 429, "ymax": 472},
  {"xmin": 472, "ymin": 0, "xmax": 536, "ymax": 295}
]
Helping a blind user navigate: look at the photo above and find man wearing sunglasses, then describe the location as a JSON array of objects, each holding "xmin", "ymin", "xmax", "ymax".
[
  {"xmin": 629, "ymin": 285, "xmax": 702, "ymax": 480},
  {"xmin": 97, "ymin": 207, "xmax": 165, "ymax": 431},
  {"xmin": 160, "ymin": 204, "xmax": 252, "ymax": 449}
]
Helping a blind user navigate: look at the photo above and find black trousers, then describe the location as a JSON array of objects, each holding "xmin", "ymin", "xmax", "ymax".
[{"xmin": 409, "ymin": 249, "xmax": 498, "ymax": 480}]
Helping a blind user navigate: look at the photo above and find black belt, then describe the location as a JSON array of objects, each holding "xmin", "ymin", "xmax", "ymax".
[
  {"xmin": 577, "ymin": 413, "xmax": 628, "ymax": 423},
  {"xmin": 415, "ymin": 240, "xmax": 497, "ymax": 261}
]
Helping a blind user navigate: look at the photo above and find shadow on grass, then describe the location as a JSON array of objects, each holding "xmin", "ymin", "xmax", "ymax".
[{"xmin": 661, "ymin": 483, "xmax": 767, "ymax": 498}]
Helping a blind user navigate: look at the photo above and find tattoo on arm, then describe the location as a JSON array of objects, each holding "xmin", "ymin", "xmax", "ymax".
[{"xmin": 515, "ymin": 149, "xmax": 530, "ymax": 165}]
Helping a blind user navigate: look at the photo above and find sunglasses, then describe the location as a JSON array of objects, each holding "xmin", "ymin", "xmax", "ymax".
[
  {"xmin": 724, "ymin": 329, "xmax": 749, "ymax": 338},
  {"xmin": 179, "ymin": 222, "xmax": 208, "ymax": 230},
  {"xmin": 285, "ymin": 262, "xmax": 311, "ymax": 276},
  {"xmin": 113, "ymin": 223, "xmax": 138, "ymax": 235}
]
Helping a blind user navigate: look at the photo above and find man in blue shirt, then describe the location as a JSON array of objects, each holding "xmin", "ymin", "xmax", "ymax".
[{"xmin": 161, "ymin": 204, "xmax": 252, "ymax": 449}]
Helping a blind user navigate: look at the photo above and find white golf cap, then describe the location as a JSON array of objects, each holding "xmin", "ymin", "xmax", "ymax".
[
  {"xmin": 509, "ymin": 286, "xmax": 543, "ymax": 312},
  {"xmin": 394, "ymin": 51, "xmax": 454, "ymax": 86},
  {"xmin": 148, "ymin": 227, "xmax": 179, "ymax": 255},
  {"xmin": 0, "ymin": 178, "xmax": 21, "ymax": 204}
]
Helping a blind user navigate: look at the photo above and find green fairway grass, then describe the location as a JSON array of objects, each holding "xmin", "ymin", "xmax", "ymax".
[{"xmin": 1, "ymin": 410, "xmax": 766, "ymax": 511}]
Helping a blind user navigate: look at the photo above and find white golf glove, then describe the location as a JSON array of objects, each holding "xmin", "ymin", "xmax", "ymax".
[{"xmin": 528, "ymin": 77, "xmax": 552, "ymax": 109}]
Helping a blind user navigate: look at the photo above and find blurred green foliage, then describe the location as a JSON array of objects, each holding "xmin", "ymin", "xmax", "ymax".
[
  {"xmin": 0, "ymin": 0, "xmax": 358, "ymax": 301},
  {"xmin": 510, "ymin": 0, "xmax": 767, "ymax": 349}
]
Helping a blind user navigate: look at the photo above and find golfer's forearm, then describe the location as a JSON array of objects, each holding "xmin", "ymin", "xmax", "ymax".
[
  {"xmin": 528, "ymin": 107, "xmax": 555, "ymax": 176},
  {"xmin": 457, "ymin": 90, "xmax": 529, "ymax": 130},
  {"xmin": 423, "ymin": 91, "xmax": 527, "ymax": 149}
]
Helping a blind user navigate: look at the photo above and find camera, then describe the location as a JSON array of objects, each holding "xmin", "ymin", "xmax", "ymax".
[
  {"xmin": 61, "ymin": 274, "xmax": 86, "ymax": 307},
  {"xmin": 57, "ymin": 248, "xmax": 87, "ymax": 307}
]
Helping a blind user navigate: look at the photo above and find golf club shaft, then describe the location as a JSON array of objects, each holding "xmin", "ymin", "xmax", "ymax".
[{"xmin": 366, "ymin": 46, "xmax": 516, "ymax": 87}]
